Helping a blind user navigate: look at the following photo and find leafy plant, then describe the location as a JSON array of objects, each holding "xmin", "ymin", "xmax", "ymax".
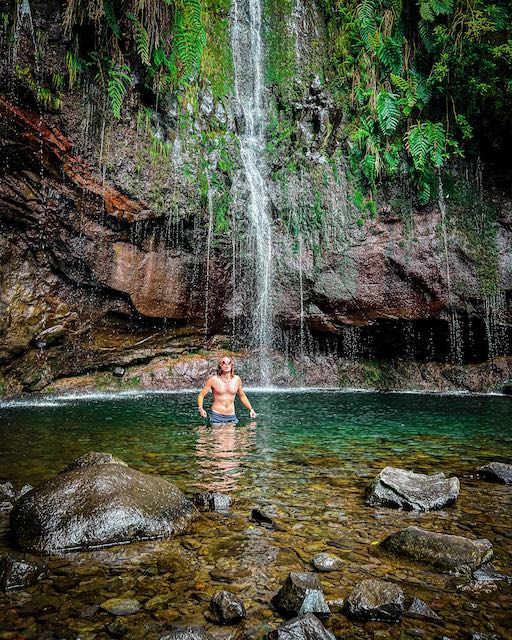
[{"xmin": 108, "ymin": 63, "xmax": 131, "ymax": 119}]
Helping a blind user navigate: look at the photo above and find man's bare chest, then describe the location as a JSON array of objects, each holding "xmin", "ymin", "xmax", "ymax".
[{"xmin": 212, "ymin": 378, "xmax": 239, "ymax": 395}]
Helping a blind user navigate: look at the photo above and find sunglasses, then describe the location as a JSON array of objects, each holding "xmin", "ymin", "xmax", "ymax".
[{"xmin": 220, "ymin": 360, "xmax": 232, "ymax": 365}]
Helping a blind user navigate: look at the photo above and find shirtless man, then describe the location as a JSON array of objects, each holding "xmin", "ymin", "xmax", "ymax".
[{"xmin": 197, "ymin": 356, "xmax": 257, "ymax": 424}]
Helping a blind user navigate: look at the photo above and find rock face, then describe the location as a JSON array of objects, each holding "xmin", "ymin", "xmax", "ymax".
[
  {"xmin": 271, "ymin": 572, "xmax": 330, "ymax": 617},
  {"xmin": 477, "ymin": 462, "xmax": 512, "ymax": 485},
  {"xmin": 266, "ymin": 613, "xmax": 336, "ymax": 640},
  {"xmin": 366, "ymin": 466, "xmax": 460, "ymax": 511},
  {"xmin": 10, "ymin": 464, "xmax": 199, "ymax": 553},
  {"xmin": 345, "ymin": 578, "xmax": 404, "ymax": 622},
  {"xmin": 0, "ymin": 553, "xmax": 48, "ymax": 591},
  {"xmin": 381, "ymin": 526, "xmax": 493, "ymax": 572}
]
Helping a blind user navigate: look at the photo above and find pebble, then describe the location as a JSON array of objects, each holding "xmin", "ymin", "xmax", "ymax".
[{"xmin": 99, "ymin": 598, "xmax": 140, "ymax": 615}]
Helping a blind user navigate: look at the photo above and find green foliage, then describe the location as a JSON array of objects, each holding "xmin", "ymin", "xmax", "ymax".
[
  {"xmin": 321, "ymin": 0, "xmax": 512, "ymax": 204},
  {"xmin": 170, "ymin": 0, "xmax": 206, "ymax": 83},
  {"xmin": 108, "ymin": 64, "xmax": 131, "ymax": 119}
]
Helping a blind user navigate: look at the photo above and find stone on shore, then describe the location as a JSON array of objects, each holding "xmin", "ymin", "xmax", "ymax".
[
  {"xmin": 59, "ymin": 451, "xmax": 128, "ymax": 474},
  {"xmin": 10, "ymin": 464, "xmax": 199, "ymax": 553},
  {"xmin": 271, "ymin": 572, "xmax": 330, "ymax": 617},
  {"xmin": 206, "ymin": 590, "xmax": 246, "ymax": 624},
  {"xmin": 381, "ymin": 526, "xmax": 493, "ymax": 573},
  {"xmin": 0, "ymin": 553, "xmax": 48, "ymax": 591},
  {"xmin": 266, "ymin": 613, "xmax": 336, "ymax": 640},
  {"xmin": 366, "ymin": 466, "xmax": 460, "ymax": 511},
  {"xmin": 406, "ymin": 597, "xmax": 442, "ymax": 622},
  {"xmin": 192, "ymin": 491, "xmax": 232, "ymax": 512},
  {"xmin": 477, "ymin": 462, "xmax": 512, "ymax": 485},
  {"xmin": 344, "ymin": 578, "xmax": 404, "ymax": 622}
]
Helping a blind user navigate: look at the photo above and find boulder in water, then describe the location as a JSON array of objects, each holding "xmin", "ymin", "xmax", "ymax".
[
  {"xmin": 59, "ymin": 451, "xmax": 128, "ymax": 474},
  {"xmin": 192, "ymin": 491, "xmax": 232, "ymax": 512},
  {"xmin": 344, "ymin": 578, "xmax": 404, "ymax": 622},
  {"xmin": 366, "ymin": 466, "xmax": 460, "ymax": 511},
  {"xmin": 381, "ymin": 526, "xmax": 493, "ymax": 573},
  {"xmin": 206, "ymin": 590, "xmax": 246, "ymax": 624},
  {"xmin": 266, "ymin": 613, "xmax": 336, "ymax": 640},
  {"xmin": 477, "ymin": 462, "xmax": 512, "ymax": 485},
  {"xmin": 10, "ymin": 463, "xmax": 199, "ymax": 553}
]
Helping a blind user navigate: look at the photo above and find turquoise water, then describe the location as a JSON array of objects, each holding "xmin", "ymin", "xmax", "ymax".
[{"xmin": 0, "ymin": 390, "xmax": 511, "ymax": 639}]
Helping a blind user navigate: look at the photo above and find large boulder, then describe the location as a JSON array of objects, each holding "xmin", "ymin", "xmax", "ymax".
[
  {"xmin": 344, "ymin": 578, "xmax": 404, "ymax": 622},
  {"xmin": 381, "ymin": 527, "xmax": 493, "ymax": 573},
  {"xmin": 366, "ymin": 467, "xmax": 460, "ymax": 511},
  {"xmin": 271, "ymin": 572, "xmax": 330, "ymax": 617},
  {"xmin": 59, "ymin": 451, "xmax": 128, "ymax": 474},
  {"xmin": 266, "ymin": 613, "xmax": 336, "ymax": 640},
  {"xmin": 10, "ymin": 464, "xmax": 199, "ymax": 553},
  {"xmin": 477, "ymin": 462, "xmax": 512, "ymax": 485}
]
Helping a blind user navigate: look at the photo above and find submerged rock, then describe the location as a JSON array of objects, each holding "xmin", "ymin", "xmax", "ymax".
[
  {"xmin": 100, "ymin": 597, "xmax": 140, "ymax": 615},
  {"xmin": 406, "ymin": 597, "xmax": 442, "ymax": 622},
  {"xmin": 0, "ymin": 553, "xmax": 48, "ymax": 591},
  {"xmin": 206, "ymin": 590, "xmax": 246, "ymax": 624},
  {"xmin": 0, "ymin": 482, "xmax": 33, "ymax": 511},
  {"xmin": 266, "ymin": 613, "xmax": 336, "ymax": 640},
  {"xmin": 345, "ymin": 578, "xmax": 404, "ymax": 622},
  {"xmin": 59, "ymin": 451, "xmax": 128, "ymax": 473},
  {"xmin": 381, "ymin": 526, "xmax": 493, "ymax": 573},
  {"xmin": 271, "ymin": 572, "xmax": 330, "ymax": 617},
  {"xmin": 160, "ymin": 627, "xmax": 214, "ymax": 640},
  {"xmin": 366, "ymin": 466, "xmax": 460, "ymax": 511},
  {"xmin": 311, "ymin": 552, "xmax": 343, "ymax": 572},
  {"xmin": 192, "ymin": 491, "xmax": 232, "ymax": 512},
  {"xmin": 10, "ymin": 464, "xmax": 199, "ymax": 553},
  {"xmin": 477, "ymin": 462, "xmax": 512, "ymax": 485}
]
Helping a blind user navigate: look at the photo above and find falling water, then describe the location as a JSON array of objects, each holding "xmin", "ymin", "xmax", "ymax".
[
  {"xmin": 204, "ymin": 173, "xmax": 214, "ymax": 345},
  {"xmin": 484, "ymin": 292, "xmax": 507, "ymax": 358},
  {"xmin": 298, "ymin": 235, "xmax": 305, "ymax": 355},
  {"xmin": 438, "ymin": 175, "xmax": 463, "ymax": 363},
  {"xmin": 231, "ymin": 0, "xmax": 273, "ymax": 385}
]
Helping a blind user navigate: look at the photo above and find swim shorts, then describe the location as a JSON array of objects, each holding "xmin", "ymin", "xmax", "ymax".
[{"xmin": 209, "ymin": 410, "xmax": 239, "ymax": 425}]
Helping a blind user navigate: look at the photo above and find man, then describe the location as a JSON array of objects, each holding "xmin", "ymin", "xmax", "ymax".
[{"xmin": 197, "ymin": 356, "xmax": 257, "ymax": 425}]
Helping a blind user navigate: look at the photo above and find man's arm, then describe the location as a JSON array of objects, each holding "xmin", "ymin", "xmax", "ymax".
[
  {"xmin": 197, "ymin": 379, "xmax": 213, "ymax": 418},
  {"xmin": 237, "ymin": 379, "xmax": 257, "ymax": 418}
]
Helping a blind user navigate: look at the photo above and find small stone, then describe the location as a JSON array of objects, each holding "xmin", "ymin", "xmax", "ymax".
[
  {"xmin": 406, "ymin": 598, "xmax": 442, "ymax": 622},
  {"xmin": 0, "ymin": 482, "xmax": 15, "ymax": 501},
  {"xmin": 477, "ymin": 462, "xmax": 512, "ymax": 485},
  {"xmin": 345, "ymin": 578, "xmax": 404, "ymax": 622},
  {"xmin": 271, "ymin": 572, "xmax": 330, "ymax": 617},
  {"xmin": 100, "ymin": 598, "xmax": 140, "ymax": 616},
  {"xmin": 311, "ymin": 553, "xmax": 343, "ymax": 572},
  {"xmin": 405, "ymin": 629, "xmax": 426, "ymax": 637},
  {"xmin": 113, "ymin": 367, "xmax": 125, "ymax": 378},
  {"xmin": 192, "ymin": 492, "xmax": 232, "ymax": 512},
  {"xmin": 206, "ymin": 590, "xmax": 246, "ymax": 624},
  {"xmin": 266, "ymin": 613, "xmax": 336, "ymax": 640},
  {"xmin": 0, "ymin": 553, "xmax": 48, "ymax": 592},
  {"xmin": 160, "ymin": 627, "xmax": 214, "ymax": 640}
]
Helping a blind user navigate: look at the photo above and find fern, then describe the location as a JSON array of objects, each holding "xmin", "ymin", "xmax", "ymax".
[
  {"xmin": 103, "ymin": 0, "xmax": 120, "ymax": 38},
  {"xmin": 419, "ymin": 2, "xmax": 434, "ymax": 22},
  {"xmin": 377, "ymin": 36, "xmax": 403, "ymax": 73},
  {"xmin": 127, "ymin": 13, "xmax": 150, "ymax": 66},
  {"xmin": 376, "ymin": 89, "xmax": 400, "ymax": 135},
  {"xmin": 429, "ymin": 0, "xmax": 454, "ymax": 16},
  {"xmin": 108, "ymin": 64, "xmax": 131, "ymax": 119},
  {"xmin": 65, "ymin": 48, "xmax": 83, "ymax": 88},
  {"xmin": 171, "ymin": 0, "xmax": 206, "ymax": 82}
]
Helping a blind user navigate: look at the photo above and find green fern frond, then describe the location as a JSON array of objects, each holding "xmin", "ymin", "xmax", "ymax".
[
  {"xmin": 362, "ymin": 153, "xmax": 377, "ymax": 183},
  {"xmin": 108, "ymin": 64, "xmax": 131, "ymax": 119},
  {"xmin": 429, "ymin": 0, "xmax": 454, "ymax": 16},
  {"xmin": 65, "ymin": 48, "xmax": 83, "ymax": 89},
  {"xmin": 419, "ymin": 2, "xmax": 434, "ymax": 22},
  {"xmin": 377, "ymin": 35, "xmax": 403, "ymax": 73},
  {"xmin": 376, "ymin": 90, "xmax": 400, "ymax": 135},
  {"xmin": 127, "ymin": 13, "xmax": 150, "ymax": 66},
  {"xmin": 418, "ymin": 180, "xmax": 431, "ymax": 205},
  {"xmin": 171, "ymin": 0, "xmax": 206, "ymax": 82},
  {"xmin": 103, "ymin": 0, "xmax": 120, "ymax": 38}
]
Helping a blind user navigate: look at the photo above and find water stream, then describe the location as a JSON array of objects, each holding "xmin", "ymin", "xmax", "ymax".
[{"xmin": 231, "ymin": 0, "xmax": 273, "ymax": 385}]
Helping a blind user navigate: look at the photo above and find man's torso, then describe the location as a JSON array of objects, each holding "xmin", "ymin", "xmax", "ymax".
[{"xmin": 211, "ymin": 375, "xmax": 240, "ymax": 415}]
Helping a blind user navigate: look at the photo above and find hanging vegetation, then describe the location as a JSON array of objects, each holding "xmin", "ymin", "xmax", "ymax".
[{"xmin": 321, "ymin": 0, "xmax": 512, "ymax": 204}]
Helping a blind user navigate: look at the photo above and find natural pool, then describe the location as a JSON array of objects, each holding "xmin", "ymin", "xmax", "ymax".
[{"xmin": 0, "ymin": 390, "xmax": 511, "ymax": 639}]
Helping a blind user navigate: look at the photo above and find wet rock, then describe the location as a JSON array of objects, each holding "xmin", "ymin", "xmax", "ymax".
[
  {"xmin": 160, "ymin": 627, "xmax": 214, "ymax": 640},
  {"xmin": 477, "ymin": 462, "xmax": 512, "ymax": 485},
  {"xmin": 10, "ymin": 464, "xmax": 199, "ymax": 553},
  {"xmin": 0, "ymin": 553, "xmax": 48, "ymax": 591},
  {"xmin": 100, "ymin": 597, "xmax": 140, "ymax": 615},
  {"xmin": 59, "ymin": 451, "xmax": 128, "ymax": 473},
  {"xmin": 271, "ymin": 572, "xmax": 330, "ymax": 617},
  {"xmin": 0, "ymin": 482, "xmax": 16, "ymax": 501},
  {"xmin": 472, "ymin": 563, "xmax": 511, "ymax": 584},
  {"xmin": 381, "ymin": 526, "xmax": 493, "ymax": 573},
  {"xmin": 311, "ymin": 553, "xmax": 343, "ymax": 572},
  {"xmin": 406, "ymin": 597, "xmax": 442, "ymax": 622},
  {"xmin": 206, "ymin": 590, "xmax": 246, "ymax": 624},
  {"xmin": 192, "ymin": 491, "xmax": 232, "ymax": 512},
  {"xmin": 251, "ymin": 507, "xmax": 282, "ymax": 529},
  {"xmin": 266, "ymin": 613, "xmax": 336, "ymax": 640},
  {"xmin": 18, "ymin": 484, "xmax": 33, "ymax": 498},
  {"xmin": 344, "ymin": 578, "xmax": 404, "ymax": 622},
  {"xmin": 112, "ymin": 367, "xmax": 125, "ymax": 378},
  {"xmin": 366, "ymin": 466, "xmax": 460, "ymax": 511},
  {"xmin": 467, "ymin": 634, "xmax": 502, "ymax": 640}
]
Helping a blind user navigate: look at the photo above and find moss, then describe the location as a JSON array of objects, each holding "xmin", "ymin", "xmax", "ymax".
[
  {"xmin": 201, "ymin": 0, "xmax": 234, "ymax": 99},
  {"xmin": 263, "ymin": 0, "xmax": 297, "ymax": 101}
]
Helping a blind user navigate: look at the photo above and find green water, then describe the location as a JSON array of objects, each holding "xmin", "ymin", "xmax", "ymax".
[{"xmin": 0, "ymin": 390, "xmax": 511, "ymax": 639}]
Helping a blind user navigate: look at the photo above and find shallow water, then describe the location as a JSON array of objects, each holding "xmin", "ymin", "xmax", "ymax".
[{"xmin": 0, "ymin": 391, "xmax": 511, "ymax": 639}]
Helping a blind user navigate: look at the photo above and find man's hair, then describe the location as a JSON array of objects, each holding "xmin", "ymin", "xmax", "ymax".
[{"xmin": 217, "ymin": 356, "xmax": 235, "ymax": 379}]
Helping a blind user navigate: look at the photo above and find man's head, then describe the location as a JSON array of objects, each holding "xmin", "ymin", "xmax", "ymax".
[{"xmin": 217, "ymin": 355, "xmax": 235, "ymax": 378}]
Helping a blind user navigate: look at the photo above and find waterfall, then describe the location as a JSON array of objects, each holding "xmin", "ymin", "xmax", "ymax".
[{"xmin": 231, "ymin": 0, "xmax": 273, "ymax": 385}]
